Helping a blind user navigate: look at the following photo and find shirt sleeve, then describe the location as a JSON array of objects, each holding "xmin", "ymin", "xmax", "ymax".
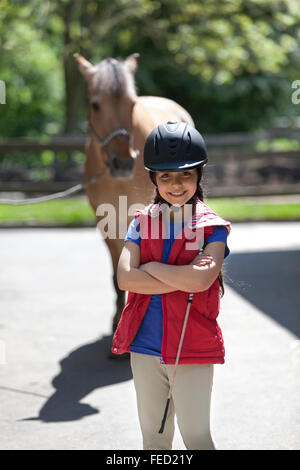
[
  {"xmin": 124, "ymin": 216, "xmax": 141, "ymax": 246},
  {"xmin": 205, "ymin": 226, "xmax": 230, "ymax": 258}
]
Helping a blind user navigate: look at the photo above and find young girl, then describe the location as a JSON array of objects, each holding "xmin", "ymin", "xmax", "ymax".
[{"xmin": 112, "ymin": 121, "xmax": 231, "ymax": 450}]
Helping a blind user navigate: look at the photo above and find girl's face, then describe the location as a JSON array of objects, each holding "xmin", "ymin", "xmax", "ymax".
[{"xmin": 155, "ymin": 169, "xmax": 198, "ymax": 207}]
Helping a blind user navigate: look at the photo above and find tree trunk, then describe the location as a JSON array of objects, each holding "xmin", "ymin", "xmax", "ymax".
[
  {"xmin": 60, "ymin": 0, "xmax": 87, "ymax": 134},
  {"xmin": 63, "ymin": 52, "xmax": 86, "ymax": 134}
]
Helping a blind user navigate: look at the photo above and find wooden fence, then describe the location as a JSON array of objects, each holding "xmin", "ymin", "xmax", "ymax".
[{"xmin": 0, "ymin": 129, "xmax": 300, "ymax": 198}]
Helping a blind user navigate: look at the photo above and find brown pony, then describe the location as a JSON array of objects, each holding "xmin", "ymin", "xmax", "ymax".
[{"xmin": 75, "ymin": 52, "xmax": 194, "ymax": 333}]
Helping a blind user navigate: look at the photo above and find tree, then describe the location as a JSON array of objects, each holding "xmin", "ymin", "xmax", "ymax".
[
  {"xmin": 0, "ymin": 1, "xmax": 64, "ymax": 137},
  {"xmin": 0, "ymin": 0, "xmax": 299, "ymax": 136},
  {"xmin": 38, "ymin": 0, "xmax": 300, "ymax": 132}
]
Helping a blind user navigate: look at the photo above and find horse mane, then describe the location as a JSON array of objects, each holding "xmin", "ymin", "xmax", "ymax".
[{"xmin": 92, "ymin": 57, "xmax": 137, "ymax": 99}]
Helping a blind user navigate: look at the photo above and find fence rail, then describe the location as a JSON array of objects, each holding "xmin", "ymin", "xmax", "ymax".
[
  {"xmin": 0, "ymin": 127, "xmax": 300, "ymax": 151},
  {"xmin": 0, "ymin": 135, "xmax": 85, "ymax": 153},
  {"xmin": 0, "ymin": 130, "xmax": 300, "ymax": 198}
]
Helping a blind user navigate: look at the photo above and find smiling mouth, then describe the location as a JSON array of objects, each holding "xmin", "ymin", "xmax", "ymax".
[{"xmin": 168, "ymin": 191, "xmax": 186, "ymax": 197}]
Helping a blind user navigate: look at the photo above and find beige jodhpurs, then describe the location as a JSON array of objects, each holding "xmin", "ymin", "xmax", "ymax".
[{"xmin": 130, "ymin": 352, "xmax": 216, "ymax": 450}]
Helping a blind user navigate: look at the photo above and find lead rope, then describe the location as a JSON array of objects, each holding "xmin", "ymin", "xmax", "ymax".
[
  {"xmin": 0, "ymin": 167, "xmax": 108, "ymax": 205},
  {"xmin": 0, "ymin": 123, "xmax": 133, "ymax": 206},
  {"xmin": 158, "ymin": 247, "xmax": 204, "ymax": 434}
]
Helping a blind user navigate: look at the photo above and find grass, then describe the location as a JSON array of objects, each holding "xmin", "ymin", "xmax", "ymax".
[
  {"xmin": 208, "ymin": 198, "xmax": 300, "ymax": 221},
  {"xmin": 0, "ymin": 196, "xmax": 299, "ymax": 226},
  {"xmin": 0, "ymin": 197, "xmax": 96, "ymax": 226}
]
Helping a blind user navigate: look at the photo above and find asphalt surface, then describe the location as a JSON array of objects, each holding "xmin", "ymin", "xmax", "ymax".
[{"xmin": 0, "ymin": 222, "xmax": 299, "ymax": 450}]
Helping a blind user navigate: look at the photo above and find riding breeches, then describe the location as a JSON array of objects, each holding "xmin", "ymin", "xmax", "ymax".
[{"xmin": 130, "ymin": 352, "xmax": 216, "ymax": 450}]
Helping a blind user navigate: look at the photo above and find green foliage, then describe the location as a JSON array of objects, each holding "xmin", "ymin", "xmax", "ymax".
[
  {"xmin": 116, "ymin": 0, "xmax": 300, "ymax": 132},
  {"xmin": 255, "ymin": 137, "xmax": 300, "ymax": 151},
  {"xmin": 0, "ymin": 1, "xmax": 64, "ymax": 137},
  {"xmin": 0, "ymin": 0, "xmax": 299, "ymax": 138}
]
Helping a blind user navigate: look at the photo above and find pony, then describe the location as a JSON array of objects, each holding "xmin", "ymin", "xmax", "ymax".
[{"xmin": 75, "ymin": 52, "xmax": 194, "ymax": 334}]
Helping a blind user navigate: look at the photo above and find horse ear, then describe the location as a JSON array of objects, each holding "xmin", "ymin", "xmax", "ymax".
[
  {"xmin": 125, "ymin": 53, "xmax": 140, "ymax": 75},
  {"xmin": 74, "ymin": 53, "xmax": 96, "ymax": 80}
]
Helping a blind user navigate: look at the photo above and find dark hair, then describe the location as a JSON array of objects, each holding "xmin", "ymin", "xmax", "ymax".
[{"xmin": 149, "ymin": 167, "xmax": 225, "ymax": 297}]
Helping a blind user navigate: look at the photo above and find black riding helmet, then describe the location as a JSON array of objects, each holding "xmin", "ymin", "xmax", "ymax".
[{"xmin": 144, "ymin": 121, "xmax": 208, "ymax": 172}]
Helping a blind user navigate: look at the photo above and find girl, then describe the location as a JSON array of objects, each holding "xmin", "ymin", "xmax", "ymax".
[{"xmin": 112, "ymin": 121, "xmax": 231, "ymax": 450}]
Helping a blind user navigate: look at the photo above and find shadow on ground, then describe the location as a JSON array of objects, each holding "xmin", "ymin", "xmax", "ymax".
[
  {"xmin": 23, "ymin": 250, "xmax": 300, "ymax": 423},
  {"xmin": 24, "ymin": 334, "xmax": 131, "ymax": 422},
  {"xmin": 225, "ymin": 249, "xmax": 300, "ymax": 338}
]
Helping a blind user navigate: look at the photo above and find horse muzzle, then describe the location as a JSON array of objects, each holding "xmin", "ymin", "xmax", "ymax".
[{"xmin": 107, "ymin": 150, "xmax": 139, "ymax": 179}]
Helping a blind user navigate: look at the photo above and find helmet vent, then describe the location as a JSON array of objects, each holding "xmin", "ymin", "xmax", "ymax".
[
  {"xmin": 144, "ymin": 121, "xmax": 208, "ymax": 171},
  {"xmin": 154, "ymin": 134, "xmax": 159, "ymax": 155},
  {"xmin": 168, "ymin": 138, "xmax": 177, "ymax": 150},
  {"xmin": 187, "ymin": 132, "xmax": 191, "ymax": 153}
]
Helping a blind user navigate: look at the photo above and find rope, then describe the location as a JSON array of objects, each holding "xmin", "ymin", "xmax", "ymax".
[
  {"xmin": 158, "ymin": 247, "xmax": 204, "ymax": 434},
  {"xmin": 0, "ymin": 168, "xmax": 107, "ymax": 206},
  {"xmin": 0, "ymin": 123, "xmax": 131, "ymax": 206}
]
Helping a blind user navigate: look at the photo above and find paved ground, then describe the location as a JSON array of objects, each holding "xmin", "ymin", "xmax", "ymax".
[{"xmin": 0, "ymin": 222, "xmax": 299, "ymax": 450}]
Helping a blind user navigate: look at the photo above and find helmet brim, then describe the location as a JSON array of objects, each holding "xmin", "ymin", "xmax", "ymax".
[{"xmin": 144, "ymin": 159, "xmax": 207, "ymax": 172}]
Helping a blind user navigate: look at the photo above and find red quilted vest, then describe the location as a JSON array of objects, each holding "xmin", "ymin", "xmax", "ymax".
[{"xmin": 112, "ymin": 198, "xmax": 231, "ymax": 364}]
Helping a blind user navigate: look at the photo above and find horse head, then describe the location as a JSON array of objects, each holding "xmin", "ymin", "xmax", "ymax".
[{"xmin": 75, "ymin": 53, "xmax": 140, "ymax": 179}]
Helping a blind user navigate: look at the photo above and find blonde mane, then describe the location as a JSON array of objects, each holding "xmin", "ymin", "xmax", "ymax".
[{"xmin": 92, "ymin": 57, "xmax": 137, "ymax": 99}]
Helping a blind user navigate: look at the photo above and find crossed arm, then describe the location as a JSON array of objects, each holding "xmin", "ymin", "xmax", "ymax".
[{"xmin": 117, "ymin": 240, "xmax": 226, "ymax": 294}]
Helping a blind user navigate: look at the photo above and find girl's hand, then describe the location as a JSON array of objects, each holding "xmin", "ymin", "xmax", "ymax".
[{"xmin": 190, "ymin": 253, "xmax": 213, "ymax": 267}]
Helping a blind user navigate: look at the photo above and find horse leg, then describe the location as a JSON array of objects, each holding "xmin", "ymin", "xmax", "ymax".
[{"xmin": 103, "ymin": 237, "xmax": 125, "ymax": 333}]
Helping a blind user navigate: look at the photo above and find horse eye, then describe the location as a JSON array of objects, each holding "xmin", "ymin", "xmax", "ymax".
[{"xmin": 92, "ymin": 102, "xmax": 100, "ymax": 111}]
